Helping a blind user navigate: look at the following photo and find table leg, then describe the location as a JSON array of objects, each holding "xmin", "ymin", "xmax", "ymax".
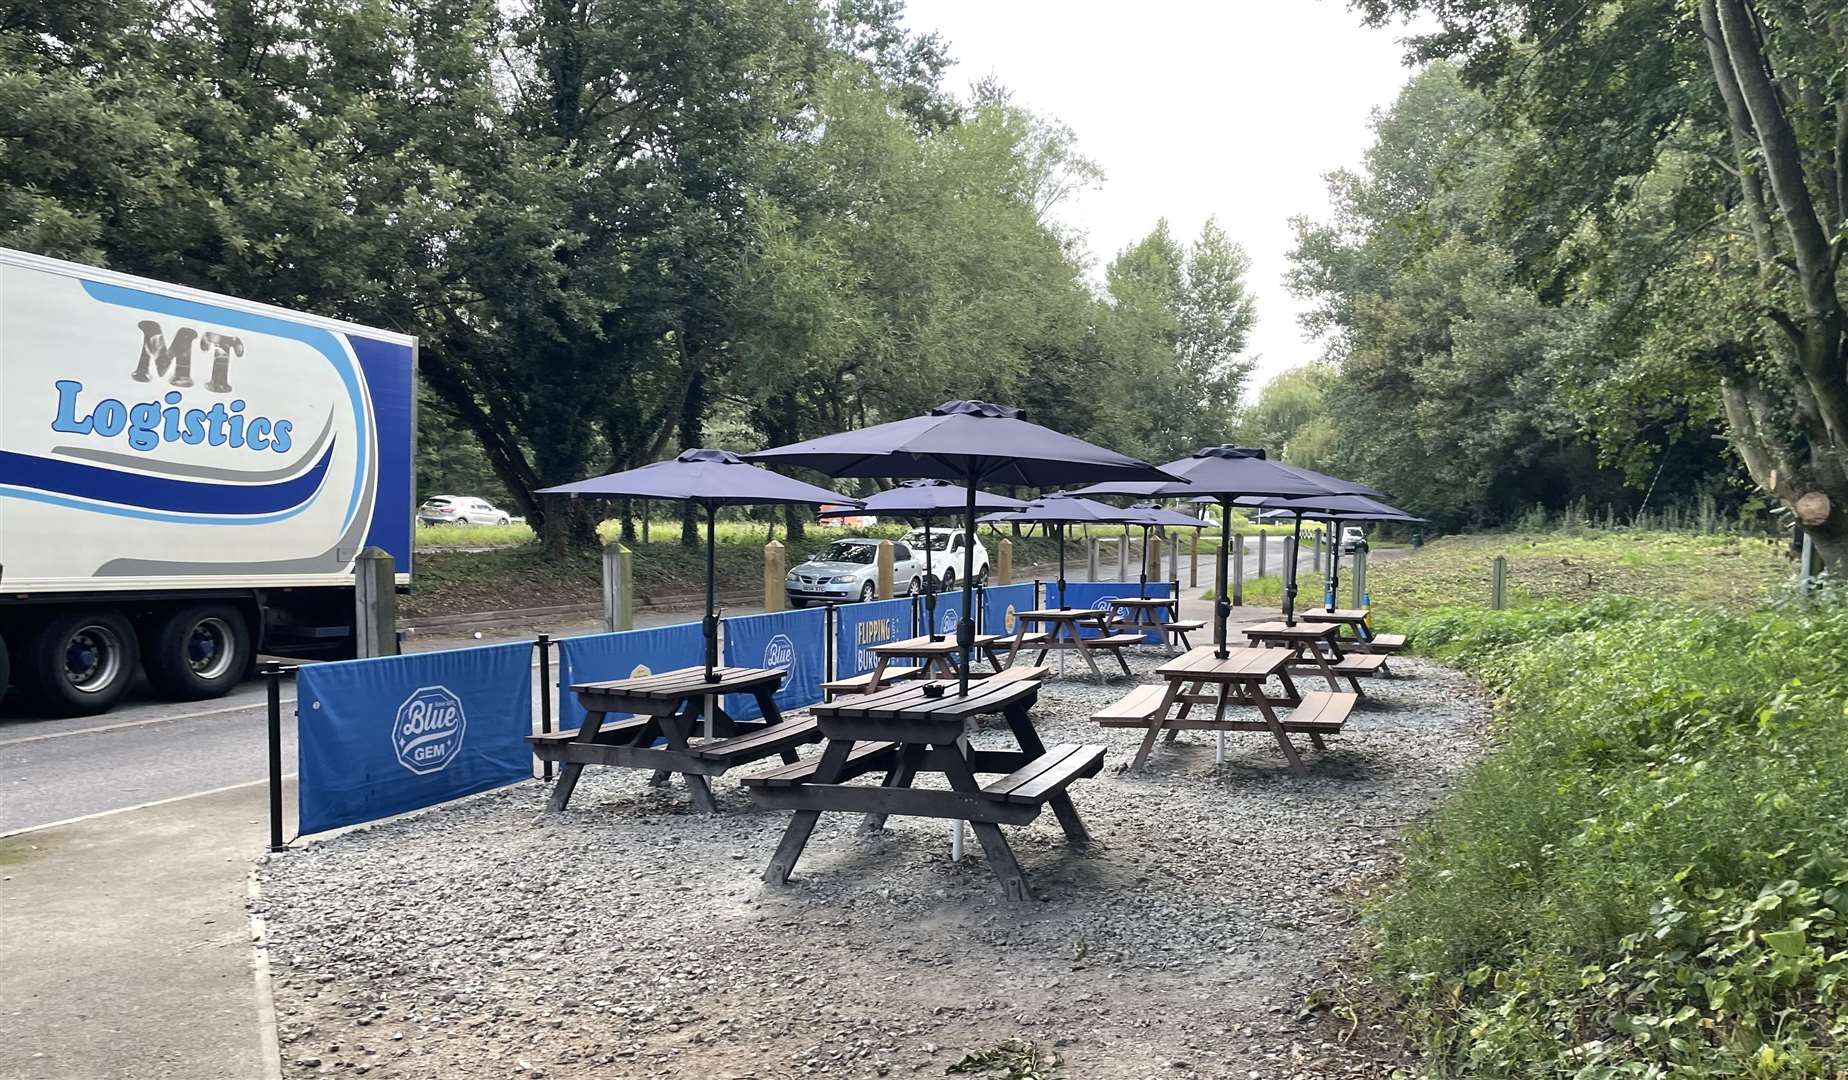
[
  {"xmin": 983, "ymin": 645, "xmax": 1004, "ymax": 673},
  {"xmin": 658, "ymin": 703, "xmax": 718, "ymax": 813},
  {"xmin": 546, "ymin": 709, "xmax": 608, "ymax": 812},
  {"xmin": 1005, "ymin": 629, "xmax": 1025, "ymax": 667},
  {"xmin": 1046, "ymin": 792, "xmax": 1090, "ymax": 847},
  {"xmin": 860, "ymin": 743, "xmax": 924, "ymax": 833},
  {"xmin": 1303, "ymin": 643, "xmax": 1342, "ymax": 693},
  {"xmin": 1276, "ymin": 668, "xmax": 1302, "ymax": 705},
  {"xmin": 935, "ymin": 746, "xmax": 1031, "ymax": 902},
  {"xmin": 1110, "ymin": 644, "xmax": 1133, "ymax": 679},
  {"xmin": 765, "ymin": 738, "xmax": 855, "ymax": 884},
  {"xmin": 1001, "ymin": 698, "xmax": 1048, "ymax": 758},
  {"xmin": 1251, "ymin": 689, "xmax": 1308, "ymax": 777},
  {"xmin": 1164, "ymin": 678, "xmax": 1202, "ymax": 744},
  {"xmin": 1131, "ymin": 678, "xmax": 1185, "ymax": 771},
  {"xmin": 1070, "ymin": 624, "xmax": 1105, "ymax": 682},
  {"xmin": 866, "ymin": 655, "xmax": 892, "ymax": 693}
]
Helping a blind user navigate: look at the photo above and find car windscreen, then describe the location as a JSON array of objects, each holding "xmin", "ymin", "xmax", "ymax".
[
  {"xmin": 817, "ymin": 542, "xmax": 876, "ymax": 564},
  {"xmin": 903, "ymin": 531, "xmax": 952, "ymax": 551}
]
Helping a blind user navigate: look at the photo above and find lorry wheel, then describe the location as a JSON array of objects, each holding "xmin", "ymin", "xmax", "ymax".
[
  {"xmin": 144, "ymin": 604, "xmax": 250, "ymax": 701},
  {"xmin": 25, "ymin": 609, "xmax": 140, "ymax": 716}
]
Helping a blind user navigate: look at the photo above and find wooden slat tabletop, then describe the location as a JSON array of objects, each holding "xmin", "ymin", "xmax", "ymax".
[
  {"xmin": 1108, "ymin": 597, "xmax": 1177, "ymax": 607},
  {"xmin": 1155, "ymin": 645, "xmax": 1293, "ymax": 681},
  {"xmin": 870, "ymin": 633, "xmax": 1002, "ymax": 656},
  {"xmin": 1015, "ymin": 608, "xmax": 1110, "ymax": 621},
  {"xmin": 812, "ymin": 674, "xmax": 1038, "ymax": 722},
  {"xmin": 1297, "ymin": 608, "xmax": 1370, "ymax": 623},
  {"xmin": 575, "ymin": 664, "xmax": 784, "ymax": 699},
  {"xmin": 1241, "ymin": 621, "xmax": 1341, "ymax": 641}
]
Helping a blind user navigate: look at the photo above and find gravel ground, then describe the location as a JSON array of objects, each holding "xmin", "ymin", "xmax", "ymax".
[{"xmin": 257, "ymin": 654, "xmax": 1489, "ymax": 1080}]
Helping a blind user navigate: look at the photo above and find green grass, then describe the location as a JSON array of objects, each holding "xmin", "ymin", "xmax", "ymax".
[
  {"xmin": 402, "ymin": 527, "xmax": 1085, "ymax": 618},
  {"xmin": 1220, "ymin": 531, "xmax": 1789, "ymax": 618},
  {"xmin": 1326, "ymin": 530, "xmax": 1838, "ymax": 1076}
]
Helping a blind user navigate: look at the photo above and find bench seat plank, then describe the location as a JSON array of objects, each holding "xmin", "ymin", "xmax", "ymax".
[
  {"xmin": 1328, "ymin": 653, "xmax": 1390, "ymax": 676},
  {"xmin": 983, "ymin": 743, "xmax": 1106, "ymax": 804},
  {"xmin": 1091, "ymin": 683, "xmax": 1167, "ymax": 724},
  {"xmin": 739, "ymin": 740, "xmax": 897, "ymax": 787},
  {"xmin": 821, "ymin": 667, "xmax": 922, "ymax": 693},
  {"xmin": 525, "ymin": 715, "xmax": 651, "ymax": 745},
  {"xmin": 1281, "ymin": 690, "xmax": 1357, "ymax": 731},
  {"xmin": 695, "ymin": 717, "xmax": 820, "ymax": 762}
]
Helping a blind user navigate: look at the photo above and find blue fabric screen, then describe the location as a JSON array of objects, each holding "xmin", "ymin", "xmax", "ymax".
[
  {"xmin": 1059, "ymin": 580, "xmax": 1174, "ymax": 641},
  {"xmin": 833, "ymin": 597, "xmax": 915, "ymax": 677},
  {"xmin": 297, "ymin": 641, "xmax": 533, "ymax": 835},
  {"xmin": 979, "ymin": 583, "xmax": 1036, "ymax": 637},
  {"xmin": 554, "ymin": 622, "xmax": 703, "ymax": 730},
  {"xmin": 723, "ymin": 608, "xmax": 826, "ymax": 721}
]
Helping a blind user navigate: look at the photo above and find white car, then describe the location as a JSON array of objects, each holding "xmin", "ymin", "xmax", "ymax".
[
  {"xmin": 786, "ymin": 538, "xmax": 926, "ymax": 606},
  {"xmin": 418, "ymin": 495, "xmax": 512, "ymax": 526},
  {"xmin": 901, "ymin": 527, "xmax": 990, "ymax": 590},
  {"xmin": 1340, "ymin": 526, "xmax": 1369, "ymax": 554}
]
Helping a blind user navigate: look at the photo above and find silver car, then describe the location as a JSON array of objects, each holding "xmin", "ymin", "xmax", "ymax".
[{"xmin": 785, "ymin": 538, "xmax": 925, "ymax": 607}]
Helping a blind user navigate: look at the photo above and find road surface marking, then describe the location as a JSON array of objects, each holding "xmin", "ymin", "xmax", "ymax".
[{"xmin": 0, "ymin": 775, "xmax": 296, "ymax": 839}]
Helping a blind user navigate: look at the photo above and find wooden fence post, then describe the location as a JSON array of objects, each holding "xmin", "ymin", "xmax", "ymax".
[
  {"xmin": 876, "ymin": 539, "xmax": 894, "ymax": 599},
  {"xmin": 1231, "ymin": 534, "xmax": 1244, "ymax": 606},
  {"xmin": 763, "ymin": 540, "xmax": 785, "ymax": 613},
  {"xmin": 602, "ymin": 541, "xmax": 634, "ymax": 631},
  {"xmin": 1116, "ymin": 528, "xmax": 1129, "ymax": 580},
  {"xmin": 354, "ymin": 546, "xmax": 398, "ymax": 657},
  {"xmin": 1086, "ymin": 537, "xmax": 1099, "ymax": 581},
  {"xmin": 1257, "ymin": 533, "xmax": 1268, "ymax": 579},
  {"xmin": 1313, "ymin": 531, "xmax": 1323, "ymax": 572},
  {"xmin": 1491, "ymin": 554, "xmax": 1507, "ymax": 610},
  {"xmin": 1188, "ymin": 531, "xmax": 1199, "ymax": 588},
  {"xmin": 1145, "ymin": 533, "xmax": 1164, "ymax": 583},
  {"xmin": 996, "ymin": 538, "xmax": 1014, "ymax": 585},
  {"xmin": 1351, "ymin": 548, "xmax": 1368, "ymax": 609},
  {"xmin": 1167, "ymin": 532, "xmax": 1180, "ymax": 582}
]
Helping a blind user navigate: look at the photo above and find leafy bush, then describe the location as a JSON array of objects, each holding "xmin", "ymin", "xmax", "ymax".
[{"xmin": 1378, "ymin": 604, "xmax": 1848, "ymax": 1076}]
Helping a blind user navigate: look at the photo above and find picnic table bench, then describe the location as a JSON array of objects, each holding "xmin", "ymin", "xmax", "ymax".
[
  {"xmin": 743, "ymin": 670, "xmax": 1103, "ymax": 902},
  {"xmin": 848, "ymin": 633, "xmax": 1010, "ymax": 694},
  {"xmin": 529, "ymin": 665, "xmax": 814, "ymax": 813},
  {"xmin": 1003, "ymin": 608, "xmax": 1144, "ymax": 681},
  {"xmin": 1092, "ymin": 646, "xmax": 1357, "ymax": 775},
  {"xmin": 1104, "ymin": 596, "xmax": 1202, "ymax": 652},
  {"xmin": 1241, "ymin": 621, "xmax": 1392, "ymax": 695},
  {"xmin": 1296, "ymin": 608, "xmax": 1406, "ymax": 654}
]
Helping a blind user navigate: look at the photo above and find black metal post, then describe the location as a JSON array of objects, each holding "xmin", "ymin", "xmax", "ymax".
[
  {"xmin": 1325, "ymin": 518, "xmax": 1342, "ymax": 611},
  {"xmin": 1214, "ymin": 498, "xmax": 1233, "ymax": 659},
  {"xmin": 956, "ymin": 469, "xmax": 978, "ymax": 696},
  {"xmin": 1137, "ymin": 524, "xmax": 1151, "ymax": 597},
  {"xmin": 823, "ymin": 603, "xmax": 836, "ymax": 681},
  {"xmin": 536, "ymin": 634, "xmax": 554, "ymax": 781},
  {"xmin": 1284, "ymin": 515, "xmax": 1304, "ymax": 626},
  {"xmin": 923, "ymin": 513, "xmax": 940, "ymax": 641},
  {"xmin": 1055, "ymin": 523, "xmax": 1069, "ymax": 609},
  {"xmin": 263, "ymin": 662, "xmax": 289, "ymax": 851},
  {"xmin": 702, "ymin": 502, "xmax": 719, "ymax": 681}
]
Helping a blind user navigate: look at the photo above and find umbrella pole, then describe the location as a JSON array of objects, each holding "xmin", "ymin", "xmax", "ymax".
[
  {"xmin": 1056, "ymin": 523, "xmax": 1068, "ymax": 609},
  {"xmin": 703, "ymin": 503, "xmax": 719, "ymax": 682},
  {"xmin": 1138, "ymin": 524, "xmax": 1150, "ymax": 598},
  {"xmin": 924, "ymin": 514, "xmax": 939, "ymax": 641},
  {"xmin": 957, "ymin": 471, "xmax": 977, "ymax": 697},
  {"xmin": 1285, "ymin": 515, "xmax": 1303, "ymax": 627},
  {"xmin": 1326, "ymin": 517, "xmax": 1341, "ymax": 610},
  {"xmin": 1214, "ymin": 498, "xmax": 1232, "ymax": 659}
]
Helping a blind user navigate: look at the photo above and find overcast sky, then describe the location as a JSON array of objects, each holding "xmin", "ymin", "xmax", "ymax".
[{"xmin": 900, "ymin": 0, "xmax": 1423, "ymax": 398}]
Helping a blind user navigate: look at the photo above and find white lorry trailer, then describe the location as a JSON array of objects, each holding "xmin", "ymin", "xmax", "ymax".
[{"xmin": 0, "ymin": 248, "xmax": 417, "ymax": 715}]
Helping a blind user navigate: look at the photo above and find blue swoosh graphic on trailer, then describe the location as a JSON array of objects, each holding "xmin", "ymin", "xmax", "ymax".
[
  {"xmin": 0, "ymin": 439, "xmax": 335, "ymax": 516},
  {"xmin": 76, "ymin": 280, "xmax": 370, "ymax": 532}
]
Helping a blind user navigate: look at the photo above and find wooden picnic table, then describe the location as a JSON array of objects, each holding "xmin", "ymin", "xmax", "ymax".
[
  {"xmin": 1105, "ymin": 595, "xmax": 1203, "ymax": 652},
  {"xmin": 1243, "ymin": 620, "xmax": 1391, "ymax": 694},
  {"xmin": 1003, "ymin": 608, "xmax": 1145, "ymax": 681},
  {"xmin": 743, "ymin": 669, "xmax": 1105, "ymax": 902},
  {"xmin": 528, "ymin": 665, "xmax": 817, "ymax": 814},
  {"xmin": 1092, "ymin": 645, "xmax": 1357, "ymax": 776},
  {"xmin": 1296, "ymin": 608, "xmax": 1406, "ymax": 654},
  {"xmin": 861, "ymin": 633, "xmax": 1008, "ymax": 692}
]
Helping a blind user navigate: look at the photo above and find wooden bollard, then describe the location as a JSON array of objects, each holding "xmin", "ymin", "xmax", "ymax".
[
  {"xmin": 602, "ymin": 541, "xmax": 634, "ymax": 631},
  {"xmin": 354, "ymin": 546, "xmax": 398, "ymax": 657},
  {"xmin": 1145, "ymin": 534, "xmax": 1164, "ymax": 583},
  {"xmin": 1232, "ymin": 534, "xmax": 1244, "ymax": 606},
  {"xmin": 1188, "ymin": 531, "xmax": 1199, "ymax": 587},
  {"xmin": 763, "ymin": 540, "xmax": 785, "ymax": 612},
  {"xmin": 996, "ymin": 538, "xmax": 1014, "ymax": 584},
  {"xmin": 1490, "ymin": 554, "xmax": 1506, "ymax": 610},
  {"xmin": 876, "ymin": 539, "xmax": 894, "ymax": 599}
]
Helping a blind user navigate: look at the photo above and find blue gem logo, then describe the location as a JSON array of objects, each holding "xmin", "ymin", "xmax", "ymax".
[
  {"xmin": 764, "ymin": 634, "xmax": 795, "ymax": 670},
  {"xmin": 939, "ymin": 606, "xmax": 959, "ymax": 634},
  {"xmin": 393, "ymin": 685, "xmax": 467, "ymax": 775}
]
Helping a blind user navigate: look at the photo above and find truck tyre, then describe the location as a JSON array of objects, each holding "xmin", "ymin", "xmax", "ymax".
[
  {"xmin": 25, "ymin": 609, "xmax": 140, "ymax": 716},
  {"xmin": 144, "ymin": 604, "xmax": 250, "ymax": 701}
]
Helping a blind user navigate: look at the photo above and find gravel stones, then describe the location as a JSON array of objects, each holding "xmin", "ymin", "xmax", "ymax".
[{"xmin": 257, "ymin": 655, "xmax": 1487, "ymax": 1078}]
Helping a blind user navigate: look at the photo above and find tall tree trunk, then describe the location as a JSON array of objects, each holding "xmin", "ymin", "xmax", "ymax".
[
  {"xmin": 679, "ymin": 366, "xmax": 706, "ymax": 548},
  {"xmin": 621, "ymin": 497, "xmax": 636, "ymax": 544}
]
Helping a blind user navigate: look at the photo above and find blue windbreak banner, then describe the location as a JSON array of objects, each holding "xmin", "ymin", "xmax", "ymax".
[
  {"xmin": 555, "ymin": 622, "xmax": 704, "ymax": 731},
  {"xmin": 833, "ymin": 597, "xmax": 915, "ymax": 678},
  {"xmin": 723, "ymin": 608, "xmax": 826, "ymax": 721},
  {"xmin": 980, "ymin": 583, "xmax": 1036, "ymax": 638},
  {"xmin": 919, "ymin": 591, "xmax": 965, "ymax": 639},
  {"xmin": 297, "ymin": 641, "xmax": 533, "ymax": 835},
  {"xmin": 1060, "ymin": 580, "xmax": 1173, "ymax": 641}
]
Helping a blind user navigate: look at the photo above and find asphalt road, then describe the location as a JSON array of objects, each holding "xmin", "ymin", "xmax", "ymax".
[{"xmin": 0, "ymin": 534, "xmax": 1341, "ymax": 835}]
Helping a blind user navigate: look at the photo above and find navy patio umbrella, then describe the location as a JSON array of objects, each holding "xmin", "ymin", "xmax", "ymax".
[
  {"xmin": 539, "ymin": 449, "xmax": 860, "ymax": 682},
  {"xmin": 977, "ymin": 493, "xmax": 1147, "ymax": 610},
  {"xmin": 748, "ymin": 401, "xmax": 1181, "ymax": 695},
  {"xmin": 1123, "ymin": 502, "xmax": 1210, "ymax": 598},
  {"xmin": 818, "ymin": 480, "xmax": 1027, "ymax": 641},
  {"xmin": 1075, "ymin": 447, "xmax": 1379, "ymax": 654},
  {"xmin": 1255, "ymin": 495, "xmax": 1423, "ymax": 613}
]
